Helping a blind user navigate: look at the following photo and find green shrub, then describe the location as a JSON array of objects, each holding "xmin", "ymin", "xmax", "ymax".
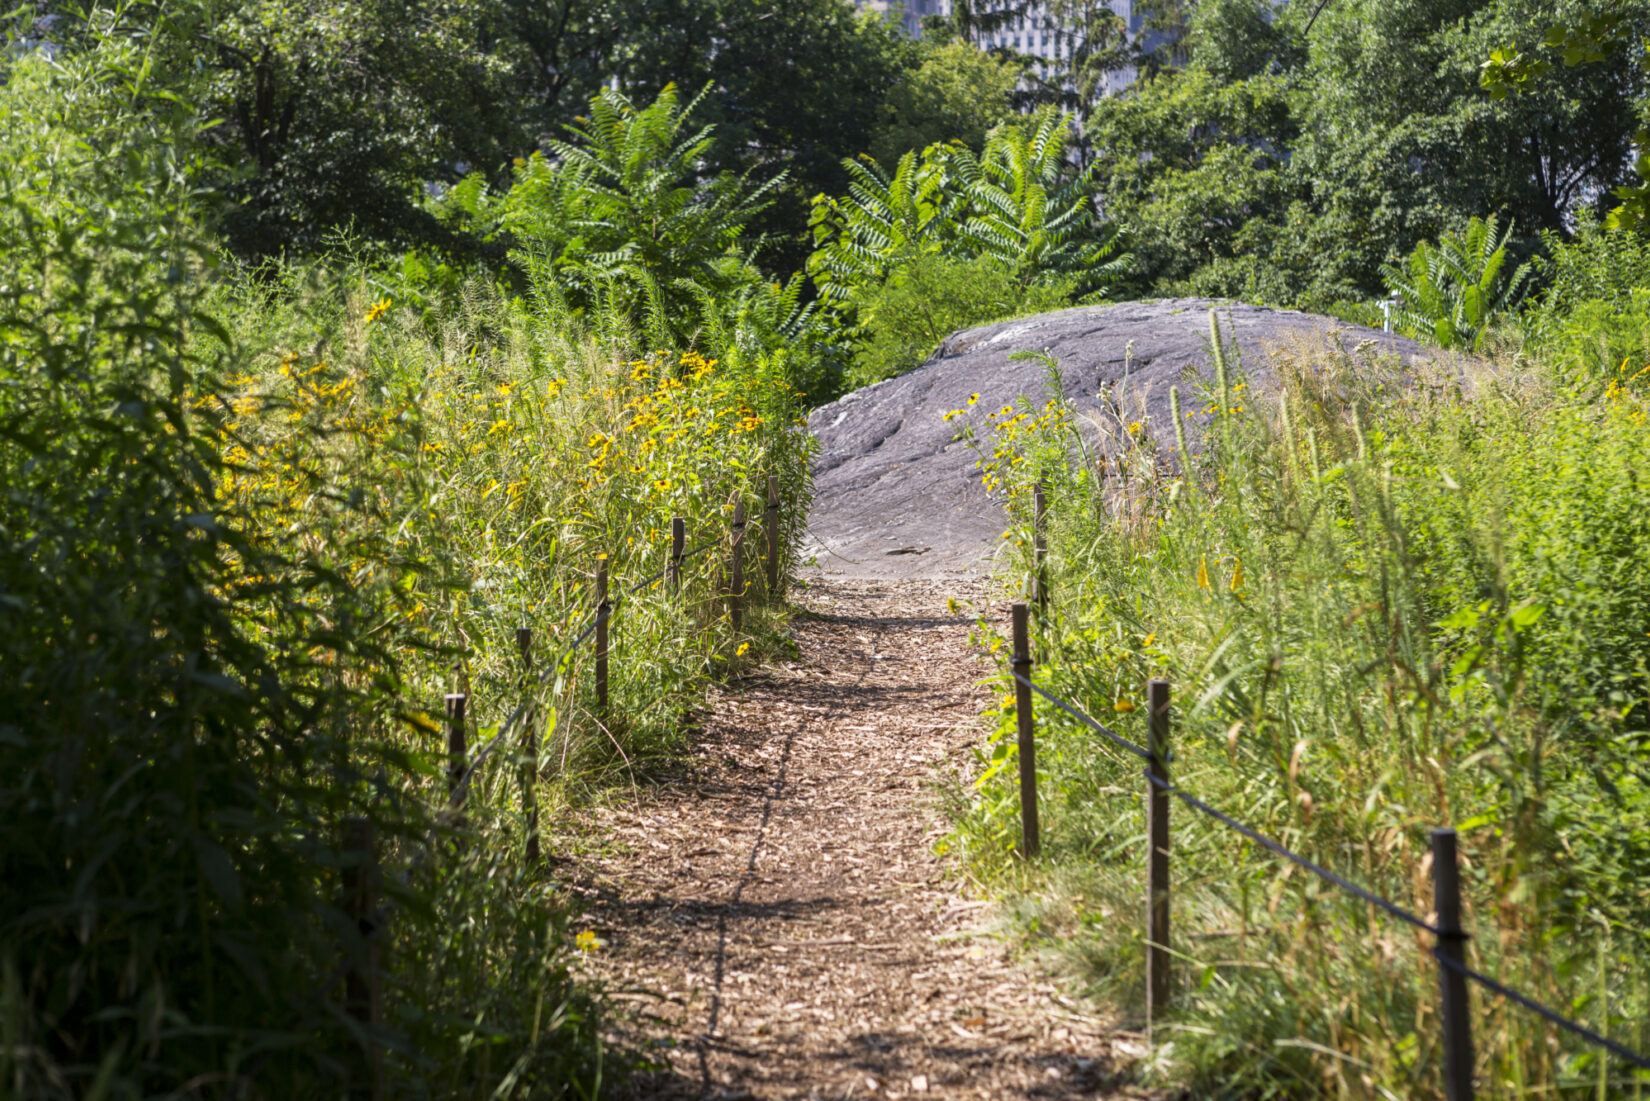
[
  {"xmin": 845, "ymin": 252, "xmax": 1076, "ymax": 387},
  {"xmin": 809, "ymin": 112, "xmax": 1128, "ymax": 310},
  {"xmin": 1523, "ymin": 219, "xmax": 1650, "ymax": 384},
  {"xmin": 1381, "ymin": 213, "xmax": 1533, "ymax": 351},
  {"xmin": 1, "ymin": 41, "xmax": 810, "ymax": 1097}
]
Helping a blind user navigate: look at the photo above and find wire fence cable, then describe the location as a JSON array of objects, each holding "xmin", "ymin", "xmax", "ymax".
[
  {"xmin": 1432, "ymin": 949, "xmax": 1650, "ymax": 1071},
  {"xmin": 450, "ymin": 537, "xmax": 722, "ymax": 801},
  {"xmin": 1008, "ymin": 669, "xmax": 1650, "ymax": 1070},
  {"xmin": 1010, "ymin": 669, "xmax": 1151, "ymax": 762}
]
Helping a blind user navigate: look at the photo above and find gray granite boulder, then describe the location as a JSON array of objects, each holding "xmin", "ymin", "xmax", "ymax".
[{"xmin": 804, "ymin": 297, "xmax": 1439, "ymax": 580}]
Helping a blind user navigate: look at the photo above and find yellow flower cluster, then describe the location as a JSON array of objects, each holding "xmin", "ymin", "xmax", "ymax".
[{"xmin": 1604, "ymin": 359, "xmax": 1650, "ymax": 426}]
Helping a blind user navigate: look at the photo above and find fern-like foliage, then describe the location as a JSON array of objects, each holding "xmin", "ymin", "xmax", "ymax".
[
  {"xmin": 1381, "ymin": 214, "xmax": 1533, "ymax": 351},
  {"xmin": 808, "ymin": 112, "xmax": 1129, "ymax": 305},
  {"xmin": 806, "ymin": 147, "xmax": 963, "ymax": 302},
  {"xmin": 951, "ymin": 111, "xmax": 1128, "ymax": 299},
  {"xmin": 500, "ymin": 82, "xmax": 786, "ymax": 344}
]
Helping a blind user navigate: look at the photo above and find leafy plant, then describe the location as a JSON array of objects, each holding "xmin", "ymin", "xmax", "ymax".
[
  {"xmin": 498, "ymin": 82, "xmax": 786, "ymax": 346},
  {"xmin": 1381, "ymin": 213, "xmax": 1533, "ymax": 350},
  {"xmin": 1, "ymin": 38, "xmax": 811, "ymax": 1096},
  {"xmin": 810, "ymin": 112, "xmax": 1126, "ymax": 305},
  {"xmin": 949, "ymin": 111, "xmax": 1129, "ymax": 297},
  {"xmin": 845, "ymin": 251, "xmax": 1077, "ymax": 387},
  {"xmin": 807, "ymin": 144, "xmax": 964, "ymax": 303}
]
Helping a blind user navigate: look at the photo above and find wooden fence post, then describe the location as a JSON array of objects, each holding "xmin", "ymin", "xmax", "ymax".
[
  {"xmin": 1432, "ymin": 828, "xmax": 1475, "ymax": 1101},
  {"xmin": 1011, "ymin": 603, "xmax": 1039, "ymax": 859},
  {"xmin": 729, "ymin": 496, "xmax": 746, "ymax": 636},
  {"xmin": 595, "ymin": 556, "xmax": 610, "ymax": 719},
  {"xmin": 765, "ymin": 474, "xmax": 781, "ymax": 599},
  {"xmin": 445, "ymin": 692, "xmax": 467, "ymax": 810},
  {"xmin": 341, "ymin": 816, "xmax": 382, "ymax": 1098},
  {"xmin": 1033, "ymin": 480, "xmax": 1048, "ymax": 612},
  {"xmin": 517, "ymin": 627, "xmax": 539, "ymax": 866},
  {"xmin": 1146, "ymin": 678, "xmax": 1171, "ymax": 1035},
  {"xmin": 670, "ymin": 516, "xmax": 685, "ymax": 595}
]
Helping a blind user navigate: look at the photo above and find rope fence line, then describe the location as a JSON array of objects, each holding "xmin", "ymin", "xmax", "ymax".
[
  {"xmin": 998, "ymin": 594, "xmax": 1650, "ymax": 1099},
  {"xmin": 448, "ymin": 535, "xmax": 724, "ymax": 805},
  {"xmin": 1138, "ymin": 768, "xmax": 1443, "ymax": 937},
  {"xmin": 1432, "ymin": 950, "xmax": 1650, "ymax": 1071},
  {"xmin": 339, "ymin": 474, "xmax": 793, "ymax": 1079}
]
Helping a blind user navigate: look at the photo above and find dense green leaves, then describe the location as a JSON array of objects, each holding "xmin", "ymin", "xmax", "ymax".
[
  {"xmin": 1091, "ymin": 0, "xmax": 1647, "ymax": 303},
  {"xmin": 497, "ymin": 83, "xmax": 786, "ymax": 345},
  {"xmin": 811, "ymin": 113, "xmax": 1126, "ymax": 301},
  {"xmin": 950, "ymin": 112, "xmax": 1128, "ymax": 295},
  {"xmin": 868, "ymin": 42, "xmax": 1021, "ymax": 167},
  {"xmin": 1382, "ymin": 213, "xmax": 1533, "ymax": 350}
]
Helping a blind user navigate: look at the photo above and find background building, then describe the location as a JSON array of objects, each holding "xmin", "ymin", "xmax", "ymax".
[
  {"xmin": 855, "ymin": 0, "xmax": 951, "ymax": 37},
  {"xmin": 851, "ymin": 0, "xmax": 1145, "ymax": 97}
]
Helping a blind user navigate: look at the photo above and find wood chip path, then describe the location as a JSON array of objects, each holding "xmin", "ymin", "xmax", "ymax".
[{"xmin": 558, "ymin": 579, "xmax": 1149, "ymax": 1099}]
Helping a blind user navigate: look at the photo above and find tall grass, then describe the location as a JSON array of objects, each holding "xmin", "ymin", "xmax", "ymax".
[
  {"xmin": 952, "ymin": 324, "xmax": 1650, "ymax": 1098},
  {"xmin": 0, "ymin": 43, "xmax": 809, "ymax": 1097}
]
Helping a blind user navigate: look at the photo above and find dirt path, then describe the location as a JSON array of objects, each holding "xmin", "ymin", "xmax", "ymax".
[{"xmin": 561, "ymin": 579, "xmax": 1144, "ymax": 1100}]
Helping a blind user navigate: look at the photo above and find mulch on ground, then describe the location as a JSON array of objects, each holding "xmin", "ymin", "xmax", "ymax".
[{"xmin": 554, "ymin": 578, "xmax": 1150, "ymax": 1100}]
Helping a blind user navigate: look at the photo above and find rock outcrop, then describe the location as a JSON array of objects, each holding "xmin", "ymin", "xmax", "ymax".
[{"xmin": 805, "ymin": 298, "xmax": 1439, "ymax": 579}]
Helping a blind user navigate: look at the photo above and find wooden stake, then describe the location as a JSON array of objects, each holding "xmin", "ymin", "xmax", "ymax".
[
  {"xmin": 730, "ymin": 496, "xmax": 746, "ymax": 636},
  {"xmin": 1433, "ymin": 828, "xmax": 1475, "ymax": 1101},
  {"xmin": 341, "ymin": 816, "xmax": 382, "ymax": 1099},
  {"xmin": 1011, "ymin": 603, "xmax": 1039, "ymax": 859},
  {"xmin": 670, "ymin": 516, "xmax": 685, "ymax": 594},
  {"xmin": 445, "ymin": 693, "xmax": 467, "ymax": 809},
  {"xmin": 1146, "ymin": 678, "xmax": 1171, "ymax": 1035},
  {"xmin": 595, "ymin": 557, "xmax": 609, "ymax": 719},
  {"xmin": 765, "ymin": 474, "xmax": 781, "ymax": 598},
  {"xmin": 517, "ymin": 627, "xmax": 539, "ymax": 865}
]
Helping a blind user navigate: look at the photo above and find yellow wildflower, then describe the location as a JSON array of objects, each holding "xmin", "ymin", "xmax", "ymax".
[
  {"xmin": 575, "ymin": 930, "xmax": 601, "ymax": 953},
  {"xmin": 736, "ymin": 642, "xmax": 750, "ymax": 657},
  {"xmin": 364, "ymin": 297, "xmax": 391, "ymax": 324},
  {"xmin": 1197, "ymin": 555, "xmax": 1211, "ymax": 591}
]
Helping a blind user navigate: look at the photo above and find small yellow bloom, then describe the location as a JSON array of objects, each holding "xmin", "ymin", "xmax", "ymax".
[
  {"xmin": 736, "ymin": 642, "xmax": 750, "ymax": 657},
  {"xmin": 575, "ymin": 930, "xmax": 600, "ymax": 953},
  {"xmin": 1197, "ymin": 555, "xmax": 1211, "ymax": 591},
  {"xmin": 1142, "ymin": 632, "xmax": 1158, "ymax": 648},
  {"xmin": 364, "ymin": 297, "xmax": 391, "ymax": 324},
  {"xmin": 968, "ymin": 393, "xmax": 980, "ymax": 406},
  {"xmin": 1230, "ymin": 558, "xmax": 1244, "ymax": 592}
]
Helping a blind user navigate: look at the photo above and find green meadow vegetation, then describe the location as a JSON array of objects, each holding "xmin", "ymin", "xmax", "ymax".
[
  {"xmin": 3, "ymin": 0, "xmax": 1649, "ymax": 1096},
  {"xmin": 959, "ymin": 228, "xmax": 1650, "ymax": 1099}
]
